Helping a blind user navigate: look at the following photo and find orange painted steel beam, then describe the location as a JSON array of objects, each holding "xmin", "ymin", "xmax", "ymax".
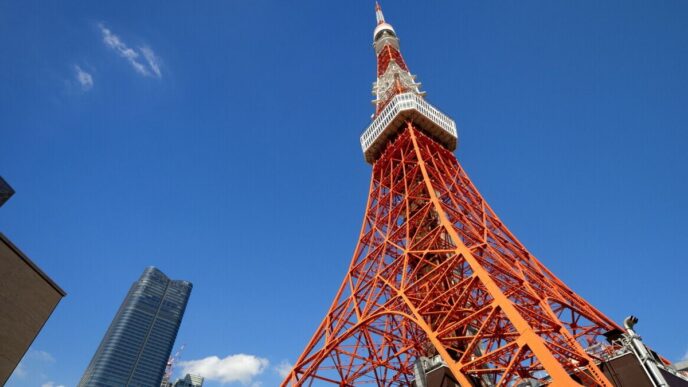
[{"xmin": 283, "ymin": 125, "xmax": 618, "ymax": 386}]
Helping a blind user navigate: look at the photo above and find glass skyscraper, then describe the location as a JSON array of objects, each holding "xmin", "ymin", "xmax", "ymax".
[{"xmin": 79, "ymin": 267, "xmax": 192, "ymax": 387}]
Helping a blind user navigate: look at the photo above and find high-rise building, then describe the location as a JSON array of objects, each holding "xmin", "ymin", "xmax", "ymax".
[
  {"xmin": 284, "ymin": 4, "xmax": 685, "ymax": 386},
  {"xmin": 79, "ymin": 267, "xmax": 192, "ymax": 387},
  {"xmin": 172, "ymin": 373, "xmax": 204, "ymax": 387}
]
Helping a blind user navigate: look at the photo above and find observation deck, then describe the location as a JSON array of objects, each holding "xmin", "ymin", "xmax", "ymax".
[{"xmin": 360, "ymin": 93, "xmax": 457, "ymax": 164}]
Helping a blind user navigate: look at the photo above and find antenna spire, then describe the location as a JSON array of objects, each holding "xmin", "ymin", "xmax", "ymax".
[
  {"xmin": 375, "ymin": 2, "xmax": 385, "ymax": 25},
  {"xmin": 371, "ymin": 2, "xmax": 424, "ymax": 117}
]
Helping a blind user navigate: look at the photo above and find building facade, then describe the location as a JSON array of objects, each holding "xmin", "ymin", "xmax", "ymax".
[
  {"xmin": 0, "ymin": 178, "xmax": 66, "ymax": 384},
  {"xmin": 0, "ymin": 233, "xmax": 66, "ymax": 385},
  {"xmin": 172, "ymin": 373, "xmax": 204, "ymax": 387},
  {"xmin": 79, "ymin": 267, "xmax": 192, "ymax": 387}
]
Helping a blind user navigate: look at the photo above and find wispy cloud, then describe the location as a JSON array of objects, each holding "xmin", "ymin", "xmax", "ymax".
[
  {"xmin": 99, "ymin": 23, "xmax": 162, "ymax": 78},
  {"xmin": 74, "ymin": 65, "xmax": 93, "ymax": 90},
  {"xmin": 275, "ymin": 360, "xmax": 292, "ymax": 378},
  {"xmin": 179, "ymin": 354, "xmax": 269, "ymax": 385},
  {"xmin": 140, "ymin": 46, "xmax": 161, "ymax": 78},
  {"xmin": 28, "ymin": 350, "xmax": 56, "ymax": 364},
  {"xmin": 11, "ymin": 350, "xmax": 60, "ymax": 385},
  {"xmin": 13, "ymin": 362, "xmax": 27, "ymax": 378}
]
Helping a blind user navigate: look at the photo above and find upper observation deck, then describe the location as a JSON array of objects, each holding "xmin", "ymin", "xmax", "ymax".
[{"xmin": 360, "ymin": 92, "xmax": 457, "ymax": 164}]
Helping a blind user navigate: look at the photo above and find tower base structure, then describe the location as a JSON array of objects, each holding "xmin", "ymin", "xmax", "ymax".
[
  {"xmin": 598, "ymin": 353, "xmax": 688, "ymax": 387},
  {"xmin": 413, "ymin": 349, "xmax": 688, "ymax": 387}
]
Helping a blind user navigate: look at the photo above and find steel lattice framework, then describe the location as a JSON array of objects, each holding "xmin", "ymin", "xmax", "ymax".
[{"xmin": 283, "ymin": 4, "xmax": 622, "ymax": 386}]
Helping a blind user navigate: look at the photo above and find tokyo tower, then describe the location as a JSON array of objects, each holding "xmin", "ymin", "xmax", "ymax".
[{"xmin": 283, "ymin": 4, "xmax": 683, "ymax": 386}]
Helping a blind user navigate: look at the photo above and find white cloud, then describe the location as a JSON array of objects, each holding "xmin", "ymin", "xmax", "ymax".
[
  {"xmin": 28, "ymin": 350, "xmax": 56, "ymax": 363},
  {"xmin": 9, "ymin": 350, "xmax": 60, "ymax": 385},
  {"xmin": 179, "ymin": 354, "xmax": 269, "ymax": 385},
  {"xmin": 682, "ymin": 348, "xmax": 688, "ymax": 361},
  {"xmin": 99, "ymin": 24, "xmax": 162, "ymax": 78},
  {"xmin": 13, "ymin": 362, "xmax": 27, "ymax": 378},
  {"xmin": 275, "ymin": 360, "xmax": 292, "ymax": 378},
  {"xmin": 140, "ymin": 46, "xmax": 161, "ymax": 78},
  {"xmin": 74, "ymin": 65, "xmax": 93, "ymax": 90}
]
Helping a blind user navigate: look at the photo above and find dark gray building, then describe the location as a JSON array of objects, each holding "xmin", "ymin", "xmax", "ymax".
[
  {"xmin": 0, "ymin": 176, "xmax": 15, "ymax": 207},
  {"xmin": 79, "ymin": 267, "xmax": 192, "ymax": 387}
]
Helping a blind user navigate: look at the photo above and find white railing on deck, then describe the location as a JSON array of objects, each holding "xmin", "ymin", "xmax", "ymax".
[{"xmin": 360, "ymin": 92, "xmax": 456, "ymax": 153}]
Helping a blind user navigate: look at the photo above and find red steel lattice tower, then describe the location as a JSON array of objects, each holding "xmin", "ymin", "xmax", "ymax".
[{"xmin": 284, "ymin": 4, "xmax": 623, "ymax": 386}]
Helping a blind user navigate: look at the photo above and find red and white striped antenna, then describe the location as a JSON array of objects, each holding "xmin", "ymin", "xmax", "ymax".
[{"xmin": 375, "ymin": 2, "xmax": 385, "ymax": 25}]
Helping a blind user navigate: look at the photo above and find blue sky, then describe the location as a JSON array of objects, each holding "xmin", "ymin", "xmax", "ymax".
[{"xmin": 1, "ymin": 1, "xmax": 687, "ymax": 386}]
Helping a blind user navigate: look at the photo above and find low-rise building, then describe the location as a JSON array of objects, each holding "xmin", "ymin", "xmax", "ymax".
[{"xmin": 0, "ymin": 233, "xmax": 66, "ymax": 384}]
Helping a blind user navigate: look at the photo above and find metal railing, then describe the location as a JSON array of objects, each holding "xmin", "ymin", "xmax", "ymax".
[{"xmin": 360, "ymin": 92, "xmax": 456, "ymax": 153}]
